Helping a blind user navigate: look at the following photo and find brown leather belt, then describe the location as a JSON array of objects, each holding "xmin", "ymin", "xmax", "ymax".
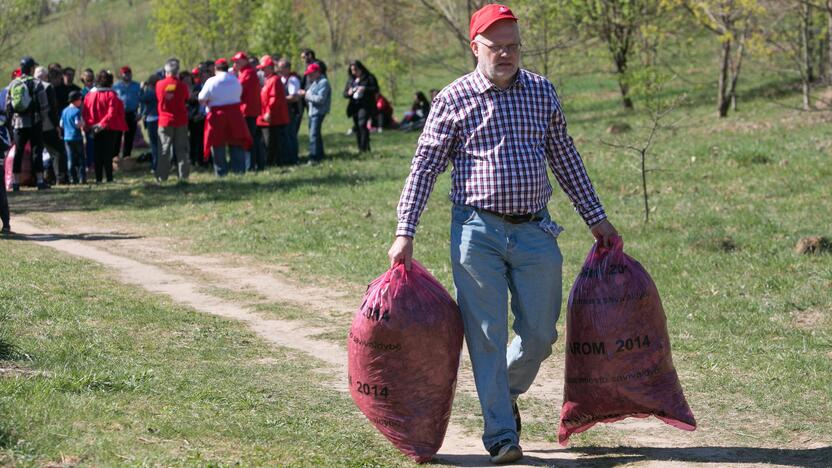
[{"xmin": 477, "ymin": 208, "xmax": 543, "ymax": 224}]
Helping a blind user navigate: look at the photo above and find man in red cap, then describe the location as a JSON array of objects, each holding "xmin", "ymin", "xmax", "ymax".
[
  {"xmin": 232, "ymin": 51, "xmax": 264, "ymax": 172},
  {"xmin": 113, "ymin": 65, "xmax": 141, "ymax": 158},
  {"xmin": 388, "ymin": 4, "xmax": 619, "ymax": 463},
  {"xmin": 297, "ymin": 62, "xmax": 330, "ymax": 164},
  {"xmin": 256, "ymin": 55, "xmax": 290, "ymax": 166}
]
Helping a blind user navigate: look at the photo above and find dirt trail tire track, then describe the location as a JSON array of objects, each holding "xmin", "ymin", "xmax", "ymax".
[{"xmin": 10, "ymin": 215, "xmax": 819, "ymax": 467}]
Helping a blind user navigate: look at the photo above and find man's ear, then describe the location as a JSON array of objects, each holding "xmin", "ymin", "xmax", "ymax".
[{"xmin": 470, "ymin": 40, "xmax": 479, "ymax": 58}]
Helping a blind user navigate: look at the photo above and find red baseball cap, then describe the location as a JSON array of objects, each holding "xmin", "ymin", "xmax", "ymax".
[
  {"xmin": 304, "ymin": 62, "xmax": 321, "ymax": 75},
  {"xmin": 191, "ymin": 67, "xmax": 200, "ymax": 76},
  {"xmin": 214, "ymin": 58, "xmax": 228, "ymax": 67},
  {"xmin": 120, "ymin": 65, "xmax": 131, "ymax": 74},
  {"xmin": 257, "ymin": 55, "xmax": 275, "ymax": 70},
  {"xmin": 232, "ymin": 51, "xmax": 248, "ymax": 62},
  {"xmin": 12, "ymin": 68, "xmax": 21, "ymax": 78},
  {"xmin": 469, "ymin": 4, "xmax": 518, "ymax": 40}
]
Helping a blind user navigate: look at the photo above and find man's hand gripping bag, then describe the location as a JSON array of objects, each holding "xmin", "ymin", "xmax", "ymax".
[
  {"xmin": 348, "ymin": 260, "xmax": 464, "ymax": 463},
  {"xmin": 558, "ymin": 237, "xmax": 696, "ymax": 445}
]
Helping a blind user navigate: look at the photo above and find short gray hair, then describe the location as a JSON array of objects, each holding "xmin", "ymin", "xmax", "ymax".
[{"xmin": 164, "ymin": 59, "xmax": 180, "ymax": 76}]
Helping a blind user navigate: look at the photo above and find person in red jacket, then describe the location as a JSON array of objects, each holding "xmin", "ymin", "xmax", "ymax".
[
  {"xmin": 255, "ymin": 55, "xmax": 291, "ymax": 167},
  {"xmin": 82, "ymin": 70, "xmax": 127, "ymax": 183},
  {"xmin": 155, "ymin": 58, "xmax": 190, "ymax": 182},
  {"xmin": 232, "ymin": 51, "xmax": 264, "ymax": 172}
]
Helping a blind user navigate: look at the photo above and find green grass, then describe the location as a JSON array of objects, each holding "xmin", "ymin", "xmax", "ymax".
[{"xmin": 0, "ymin": 241, "xmax": 413, "ymax": 466}]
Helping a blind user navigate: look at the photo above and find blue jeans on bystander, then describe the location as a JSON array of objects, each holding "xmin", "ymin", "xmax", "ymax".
[
  {"xmin": 308, "ymin": 114, "xmax": 325, "ymax": 162},
  {"xmin": 212, "ymin": 145, "xmax": 246, "ymax": 177}
]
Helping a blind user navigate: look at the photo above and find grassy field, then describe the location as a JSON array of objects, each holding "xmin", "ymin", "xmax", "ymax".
[
  {"xmin": 2, "ymin": 1, "xmax": 831, "ymax": 464},
  {"xmin": 0, "ymin": 241, "xmax": 411, "ymax": 466}
]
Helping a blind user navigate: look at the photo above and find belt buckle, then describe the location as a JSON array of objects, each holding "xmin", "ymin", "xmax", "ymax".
[{"xmin": 504, "ymin": 213, "xmax": 532, "ymax": 224}]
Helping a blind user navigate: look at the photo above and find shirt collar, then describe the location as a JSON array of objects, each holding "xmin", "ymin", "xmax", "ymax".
[{"xmin": 472, "ymin": 68, "xmax": 525, "ymax": 94}]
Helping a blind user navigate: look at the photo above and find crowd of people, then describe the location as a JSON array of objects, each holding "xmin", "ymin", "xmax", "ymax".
[
  {"xmin": 0, "ymin": 49, "xmax": 333, "ymax": 188},
  {"xmin": 0, "ymin": 48, "xmax": 434, "ymax": 192}
]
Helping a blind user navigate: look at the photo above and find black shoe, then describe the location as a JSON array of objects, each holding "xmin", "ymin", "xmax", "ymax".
[
  {"xmin": 11, "ymin": 183, "xmax": 20, "ymax": 192},
  {"xmin": 37, "ymin": 181, "xmax": 51, "ymax": 190},
  {"xmin": 513, "ymin": 400, "xmax": 521, "ymax": 434},
  {"xmin": 1, "ymin": 225, "xmax": 10, "ymax": 234},
  {"xmin": 488, "ymin": 439, "xmax": 523, "ymax": 464}
]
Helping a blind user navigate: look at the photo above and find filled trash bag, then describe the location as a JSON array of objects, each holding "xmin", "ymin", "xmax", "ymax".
[
  {"xmin": 558, "ymin": 237, "xmax": 696, "ymax": 445},
  {"xmin": 4, "ymin": 144, "xmax": 35, "ymax": 190},
  {"xmin": 348, "ymin": 260, "xmax": 464, "ymax": 463}
]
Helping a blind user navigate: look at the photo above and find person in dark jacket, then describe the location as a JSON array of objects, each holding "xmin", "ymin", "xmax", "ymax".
[
  {"xmin": 343, "ymin": 60, "xmax": 378, "ymax": 152},
  {"xmin": 36, "ymin": 66, "xmax": 69, "ymax": 184},
  {"xmin": 7, "ymin": 56, "xmax": 50, "ymax": 191},
  {"xmin": 399, "ymin": 91, "xmax": 431, "ymax": 131}
]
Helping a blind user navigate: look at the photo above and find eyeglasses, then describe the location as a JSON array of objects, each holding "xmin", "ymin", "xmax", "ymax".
[{"xmin": 474, "ymin": 40, "xmax": 522, "ymax": 55}]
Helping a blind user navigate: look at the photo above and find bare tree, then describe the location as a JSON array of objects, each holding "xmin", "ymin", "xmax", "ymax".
[
  {"xmin": 602, "ymin": 74, "xmax": 685, "ymax": 223},
  {"xmin": 680, "ymin": 0, "xmax": 763, "ymax": 117},
  {"xmin": 417, "ymin": 0, "xmax": 488, "ymax": 67},
  {"xmin": 317, "ymin": 0, "xmax": 351, "ymax": 72}
]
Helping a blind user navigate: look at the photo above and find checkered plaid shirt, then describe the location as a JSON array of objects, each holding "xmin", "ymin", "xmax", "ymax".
[{"xmin": 396, "ymin": 69, "xmax": 607, "ymax": 238}]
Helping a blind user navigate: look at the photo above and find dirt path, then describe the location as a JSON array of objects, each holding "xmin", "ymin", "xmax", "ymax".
[{"xmin": 8, "ymin": 214, "xmax": 825, "ymax": 467}]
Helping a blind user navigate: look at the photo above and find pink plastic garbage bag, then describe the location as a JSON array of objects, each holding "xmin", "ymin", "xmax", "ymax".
[
  {"xmin": 348, "ymin": 260, "xmax": 464, "ymax": 463},
  {"xmin": 558, "ymin": 237, "xmax": 696, "ymax": 445},
  {"xmin": 4, "ymin": 144, "xmax": 35, "ymax": 190}
]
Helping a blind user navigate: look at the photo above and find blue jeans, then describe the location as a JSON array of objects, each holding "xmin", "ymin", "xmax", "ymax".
[
  {"xmin": 144, "ymin": 120, "xmax": 160, "ymax": 173},
  {"xmin": 64, "ymin": 140, "xmax": 85, "ymax": 183},
  {"xmin": 245, "ymin": 116, "xmax": 265, "ymax": 171},
  {"xmin": 212, "ymin": 145, "xmax": 246, "ymax": 177},
  {"xmin": 308, "ymin": 114, "xmax": 325, "ymax": 161},
  {"xmin": 450, "ymin": 204, "xmax": 563, "ymax": 450}
]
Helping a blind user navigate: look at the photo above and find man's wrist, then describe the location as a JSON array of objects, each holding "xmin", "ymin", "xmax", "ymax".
[{"xmin": 395, "ymin": 222, "xmax": 416, "ymax": 238}]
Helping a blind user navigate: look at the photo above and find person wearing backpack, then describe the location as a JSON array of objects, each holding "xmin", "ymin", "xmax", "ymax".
[
  {"xmin": 36, "ymin": 66, "xmax": 69, "ymax": 185},
  {"xmin": 5, "ymin": 56, "xmax": 50, "ymax": 191}
]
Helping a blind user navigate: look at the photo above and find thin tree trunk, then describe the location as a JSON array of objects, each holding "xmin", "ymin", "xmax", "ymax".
[
  {"xmin": 801, "ymin": 3, "xmax": 815, "ymax": 83},
  {"xmin": 802, "ymin": 3, "xmax": 813, "ymax": 110},
  {"xmin": 827, "ymin": 4, "xmax": 832, "ymax": 82},
  {"xmin": 727, "ymin": 36, "xmax": 745, "ymax": 114},
  {"xmin": 614, "ymin": 51, "xmax": 634, "ymax": 109},
  {"xmin": 718, "ymin": 39, "xmax": 732, "ymax": 117}
]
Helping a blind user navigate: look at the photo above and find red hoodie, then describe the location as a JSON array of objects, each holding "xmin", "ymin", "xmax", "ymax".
[
  {"xmin": 238, "ymin": 65, "xmax": 261, "ymax": 117},
  {"xmin": 257, "ymin": 74, "xmax": 289, "ymax": 127},
  {"xmin": 82, "ymin": 89, "xmax": 128, "ymax": 132},
  {"xmin": 156, "ymin": 76, "xmax": 190, "ymax": 127}
]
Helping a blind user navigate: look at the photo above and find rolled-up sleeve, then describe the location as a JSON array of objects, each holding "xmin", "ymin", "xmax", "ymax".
[
  {"xmin": 395, "ymin": 96, "xmax": 458, "ymax": 238},
  {"xmin": 544, "ymin": 90, "xmax": 606, "ymax": 226}
]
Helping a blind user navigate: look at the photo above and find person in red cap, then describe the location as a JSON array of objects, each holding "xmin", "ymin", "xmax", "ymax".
[
  {"xmin": 388, "ymin": 4, "xmax": 619, "ymax": 463},
  {"xmin": 297, "ymin": 62, "xmax": 330, "ymax": 164},
  {"xmin": 198, "ymin": 58, "xmax": 251, "ymax": 176},
  {"xmin": 232, "ymin": 51, "xmax": 264, "ymax": 172},
  {"xmin": 155, "ymin": 58, "xmax": 190, "ymax": 182},
  {"xmin": 113, "ymin": 65, "xmax": 142, "ymax": 159},
  {"xmin": 256, "ymin": 55, "xmax": 290, "ymax": 166}
]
